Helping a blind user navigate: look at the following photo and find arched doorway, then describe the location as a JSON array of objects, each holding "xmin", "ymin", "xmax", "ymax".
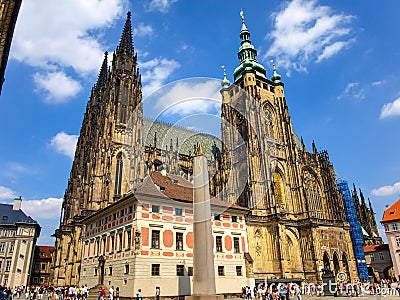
[
  {"xmin": 323, "ymin": 252, "xmax": 331, "ymax": 272},
  {"xmin": 333, "ymin": 252, "xmax": 340, "ymax": 275},
  {"xmin": 342, "ymin": 253, "xmax": 350, "ymax": 279}
]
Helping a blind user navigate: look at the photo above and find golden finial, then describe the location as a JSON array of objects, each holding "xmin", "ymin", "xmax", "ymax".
[
  {"xmin": 240, "ymin": 10, "xmax": 245, "ymax": 21},
  {"xmin": 193, "ymin": 142, "xmax": 204, "ymax": 157}
]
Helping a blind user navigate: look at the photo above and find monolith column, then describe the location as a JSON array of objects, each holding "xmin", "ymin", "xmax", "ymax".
[{"xmin": 186, "ymin": 143, "xmax": 223, "ymax": 300}]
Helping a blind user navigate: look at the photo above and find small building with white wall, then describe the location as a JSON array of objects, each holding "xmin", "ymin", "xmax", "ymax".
[{"xmin": 0, "ymin": 197, "xmax": 41, "ymax": 287}]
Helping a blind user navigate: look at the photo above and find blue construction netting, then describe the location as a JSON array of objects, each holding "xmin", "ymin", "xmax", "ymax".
[{"xmin": 337, "ymin": 179, "xmax": 369, "ymax": 281}]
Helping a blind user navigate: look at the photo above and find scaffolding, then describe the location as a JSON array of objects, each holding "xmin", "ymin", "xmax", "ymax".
[{"xmin": 337, "ymin": 179, "xmax": 369, "ymax": 280}]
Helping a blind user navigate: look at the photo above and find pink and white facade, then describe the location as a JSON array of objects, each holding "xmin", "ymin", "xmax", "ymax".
[
  {"xmin": 381, "ymin": 200, "xmax": 400, "ymax": 280},
  {"xmin": 80, "ymin": 172, "xmax": 251, "ymax": 297}
]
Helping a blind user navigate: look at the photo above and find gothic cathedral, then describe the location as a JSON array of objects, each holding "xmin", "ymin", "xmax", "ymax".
[
  {"xmin": 51, "ymin": 12, "xmax": 359, "ymax": 285},
  {"xmin": 219, "ymin": 13, "xmax": 357, "ymax": 282}
]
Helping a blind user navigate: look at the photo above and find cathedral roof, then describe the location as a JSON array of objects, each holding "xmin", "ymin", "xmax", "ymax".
[
  {"xmin": 143, "ymin": 118, "xmax": 221, "ymax": 160},
  {"xmin": 134, "ymin": 171, "xmax": 248, "ymax": 212},
  {"xmin": 382, "ymin": 199, "xmax": 400, "ymax": 223}
]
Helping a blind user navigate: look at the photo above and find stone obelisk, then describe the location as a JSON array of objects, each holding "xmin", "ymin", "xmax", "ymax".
[{"xmin": 186, "ymin": 143, "xmax": 223, "ymax": 300}]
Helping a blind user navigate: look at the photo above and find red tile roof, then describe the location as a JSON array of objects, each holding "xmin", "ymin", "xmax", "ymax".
[
  {"xmin": 36, "ymin": 245, "xmax": 54, "ymax": 259},
  {"xmin": 381, "ymin": 199, "xmax": 400, "ymax": 223},
  {"xmin": 364, "ymin": 244, "xmax": 389, "ymax": 253},
  {"xmin": 134, "ymin": 171, "xmax": 248, "ymax": 211}
]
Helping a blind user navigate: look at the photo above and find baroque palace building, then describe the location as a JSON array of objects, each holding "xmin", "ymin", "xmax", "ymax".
[{"xmin": 51, "ymin": 12, "xmax": 359, "ymax": 286}]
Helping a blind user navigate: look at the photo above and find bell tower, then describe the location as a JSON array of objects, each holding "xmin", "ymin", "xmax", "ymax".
[{"xmin": 51, "ymin": 12, "xmax": 144, "ymax": 286}]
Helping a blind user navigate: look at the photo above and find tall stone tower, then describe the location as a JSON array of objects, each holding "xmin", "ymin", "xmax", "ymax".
[
  {"xmin": 220, "ymin": 12, "xmax": 358, "ymax": 282},
  {"xmin": 51, "ymin": 12, "xmax": 144, "ymax": 286}
]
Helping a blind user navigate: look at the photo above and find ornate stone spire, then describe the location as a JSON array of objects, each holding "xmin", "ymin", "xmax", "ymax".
[
  {"xmin": 233, "ymin": 10, "xmax": 266, "ymax": 82},
  {"xmin": 95, "ymin": 51, "xmax": 108, "ymax": 89},
  {"xmin": 116, "ymin": 11, "xmax": 134, "ymax": 56}
]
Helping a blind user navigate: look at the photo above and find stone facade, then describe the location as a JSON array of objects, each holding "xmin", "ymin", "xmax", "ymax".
[
  {"xmin": 80, "ymin": 171, "xmax": 249, "ymax": 297},
  {"xmin": 51, "ymin": 12, "xmax": 360, "ymax": 286},
  {"xmin": 218, "ymin": 15, "xmax": 358, "ymax": 282},
  {"xmin": 0, "ymin": 198, "xmax": 41, "ymax": 287}
]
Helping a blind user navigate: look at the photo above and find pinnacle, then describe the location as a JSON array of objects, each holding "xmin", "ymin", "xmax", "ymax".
[
  {"xmin": 116, "ymin": 11, "xmax": 134, "ymax": 56},
  {"xmin": 96, "ymin": 51, "xmax": 108, "ymax": 89}
]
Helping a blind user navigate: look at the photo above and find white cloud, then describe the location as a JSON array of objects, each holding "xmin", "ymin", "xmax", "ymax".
[
  {"xmin": 337, "ymin": 82, "xmax": 365, "ymax": 101},
  {"xmin": 266, "ymin": 0, "xmax": 353, "ymax": 72},
  {"xmin": 21, "ymin": 197, "xmax": 63, "ymax": 220},
  {"xmin": 380, "ymin": 97, "xmax": 400, "ymax": 119},
  {"xmin": 134, "ymin": 22, "xmax": 154, "ymax": 37},
  {"xmin": 140, "ymin": 57, "xmax": 180, "ymax": 96},
  {"xmin": 34, "ymin": 72, "xmax": 82, "ymax": 103},
  {"xmin": 146, "ymin": 0, "xmax": 177, "ymax": 13},
  {"xmin": 150, "ymin": 79, "xmax": 221, "ymax": 116},
  {"xmin": 372, "ymin": 80, "xmax": 385, "ymax": 86},
  {"xmin": 50, "ymin": 132, "xmax": 78, "ymax": 159},
  {"xmin": 317, "ymin": 40, "xmax": 353, "ymax": 62},
  {"xmin": 372, "ymin": 182, "xmax": 400, "ymax": 196},
  {"xmin": 0, "ymin": 186, "xmax": 18, "ymax": 200},
  {"xmin": 12, "ymin": 0, "xmax": 126, "ymax": 75}
]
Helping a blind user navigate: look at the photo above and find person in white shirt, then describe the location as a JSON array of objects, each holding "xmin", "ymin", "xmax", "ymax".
[{"xmin": 109, "ymin": 286, "xmax": 114, "ymax": 300}]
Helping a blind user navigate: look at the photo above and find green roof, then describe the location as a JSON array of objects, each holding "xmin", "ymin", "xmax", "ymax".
[{"xmin": 143, "ymin": 118, "xmax": 221, "ymax": 160}]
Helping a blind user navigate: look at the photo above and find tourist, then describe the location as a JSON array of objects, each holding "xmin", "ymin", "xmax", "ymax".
[
  {"xmin": 136, "ymin": 289, "xmax": 142, "ymax": 300},
  {"xmin": 115, "ymin": 287, "xmax": 119, "ymax": 300},
  {"xmin": 279, "ymin": 285, "xmax": 286, "ymax": 300},
  {"xmin": 293, "ymin": 285, "xmax": 301, "ymax": 300},
  {"xmin": 155, "ymin": 287, "xmax": 160, "ymax": 300},
  {"xmin": 109, "ymin": 286, "xmax": 114, "ymax": 300}
]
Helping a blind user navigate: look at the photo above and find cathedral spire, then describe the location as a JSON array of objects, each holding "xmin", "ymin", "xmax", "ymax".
[
  {"xmin": 96, "ymin": 51, "xmax": 108, "ymax": 89},
  {"xmin": 233, "ymin": 10, "xmax": 266, "ymax": 82},
  {"xmin": 368, "ymin": 198, "xmax": 374, "ymax": 213},
  {"xmin": 116, "ymin": 11, "xmax": 134, "ymax": 56},
  {"xmin": 360, "ymin": 189, "xmax": 366, "ymax": 205}
]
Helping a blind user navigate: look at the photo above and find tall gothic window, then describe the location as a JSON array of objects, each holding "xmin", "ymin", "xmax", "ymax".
[
  {"xmin": 119, "ymin": 84, "xmax": 129, "ymax": 123},
  {"xmin": 114, "ymin": 153, "xmax": 123, "ymax": 196},
  {"xmin": 273, "ymin": 172, "xmax": 284, "ymax": 203},
  {"xmin": 264, "ymin": 109, "xmax": 274, "ymax": 138},
  {"xmin": 303, "ymin": 170, "xmax": 324, "ymax": 219}
]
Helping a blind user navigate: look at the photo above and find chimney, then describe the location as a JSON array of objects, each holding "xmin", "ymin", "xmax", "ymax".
[{"xmin": 13, "ymin": 196, "xmax": 22, "ymax": 210}]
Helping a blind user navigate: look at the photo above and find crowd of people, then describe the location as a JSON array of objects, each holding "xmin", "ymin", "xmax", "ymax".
[
  {"xmin": 0, "ymin": 285, "xmax": 91, "ymax": 300},
  {"xmin": 242, "ymin": 279, "xmax": 400, "ymax": 299}
]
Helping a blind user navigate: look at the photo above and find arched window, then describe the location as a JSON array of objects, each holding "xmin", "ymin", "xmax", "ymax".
[
  {"xmin": 273, "ymin": 172, "xmax": 284, "ymax": 203},
  {"xmin": 264, "ymin": 110, "xmax": 274, "ymax": 138},
  {"xmin": 303, "ymin": 170, "xmax": 324, "ymax": 219},
  {"xmin": 119, "ymin": 84, "xmax": 129, "ymax": 123},
  {"xmin": 114, "ymin": 153, "xmax": 123, "ymax": 196}
]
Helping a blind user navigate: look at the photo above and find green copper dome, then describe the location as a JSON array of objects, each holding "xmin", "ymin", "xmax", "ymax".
[
  {"xmin": 271, "ymin": 64, "xmax": 281, "ymax": 83},
  {"xmin": 233, "ymin": 11, "xmax": 266, "ymax": 82}
]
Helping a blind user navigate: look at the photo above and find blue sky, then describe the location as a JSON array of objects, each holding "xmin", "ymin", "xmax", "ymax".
[{"xmin": 0, "ymin": 0, "xmax": 399, "ymax": 244}]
